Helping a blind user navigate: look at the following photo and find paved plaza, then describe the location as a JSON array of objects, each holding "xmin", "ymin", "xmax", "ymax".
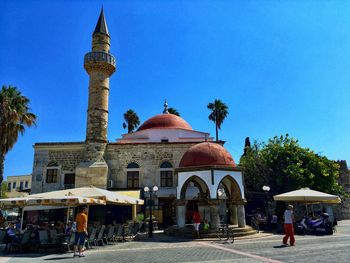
[{"xmin": 1, "ymin": 220, "xmax": 350, "ymax": 263}]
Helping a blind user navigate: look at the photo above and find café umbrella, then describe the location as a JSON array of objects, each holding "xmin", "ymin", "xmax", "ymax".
[{"xmin": 273, "ymin": 188, "xmax": 341, "ymax": 204}]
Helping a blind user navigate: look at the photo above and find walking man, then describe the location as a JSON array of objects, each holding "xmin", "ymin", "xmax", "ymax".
[
  {"xmin": 74, "ymin": 206, "xmax": 88, "ymax": 257},
  {"xmin": 282, "ymin": 204, "xmax": 295, "ymax": 246}
]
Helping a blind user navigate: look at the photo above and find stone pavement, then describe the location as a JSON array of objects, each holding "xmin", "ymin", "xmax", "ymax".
[{"xmin": 2, "ymin": 220, "xmax": 350, "ymax": 263}]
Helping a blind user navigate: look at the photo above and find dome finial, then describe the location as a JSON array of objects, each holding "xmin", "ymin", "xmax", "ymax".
[{"xmin": 163, "ymin": 99, "xmax": 169, "ymax": 114}]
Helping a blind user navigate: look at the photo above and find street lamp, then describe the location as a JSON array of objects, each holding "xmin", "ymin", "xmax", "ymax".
[
  {"xmin": 262, "ymin": 185, "xmax": 270, "ymax": 220},
  {"xmin": 144, "ymin": 185, "xmax": 158, "ymax": 238},
  {"xmin": 218, "ymin": 187, "xmax": 227, "ymax": 226}
]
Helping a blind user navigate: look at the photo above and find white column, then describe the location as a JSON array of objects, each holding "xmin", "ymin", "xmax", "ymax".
[
  {"xmin": 237, "ymin": 205, "xmax": 246, "ymax": 227},
  {"xmin": 210, "ymin": 205, "xmax": 220, "ymax": 229},
  {"xmin": 230, "ymin": 204, "xmax": 238, "ymax": 225},
  {"xmin": 176, "ymin": 205, "xmax": 186, "ymax": 227},
  {"xmin": 198, "ymin": 205, "xmax": 205, "ymax": 222}
]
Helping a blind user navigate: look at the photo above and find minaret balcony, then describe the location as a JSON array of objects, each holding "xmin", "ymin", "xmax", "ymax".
[{"xmin": 84, "ymin": 51, "xmax": 116, "ymax": 75}]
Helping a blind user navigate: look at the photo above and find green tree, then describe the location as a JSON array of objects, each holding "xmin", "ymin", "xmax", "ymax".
[
  {"xmin": 1, "ymin": 182, "xmax": 9, "ymax": 198},
  {"xmin": 207, "ymin": 99, "xmax": 229, "ymax": 142},
  {"xmin": 240, "ymin": 134, "xmax": 343, "ymax": 196},
  {"xmin": 168, "ymin": 107, "xmax": 180, "ymax": 116},
  {"xmin": 0, "ymin": 85, "xmax": 37, "ymax": 185},
  {"xmin": 123, "ymin": 109, "xmax": 140, "ymax": 133}
]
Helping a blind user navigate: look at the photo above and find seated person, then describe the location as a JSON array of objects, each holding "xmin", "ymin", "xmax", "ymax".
[
  {"xmin": 4, "ymin": 223, "xmax": 20, "ymax": 250},
  {"xmin": 29, "ymin": 226, "xmax": 40, "ymax": 244},
  {"xmin": 203, "ymin": 220, "xmax": 210, "ymax": 232},
  {"xmin": 56, "ymin": 221, "xmax": 65, "ymax": 234}
]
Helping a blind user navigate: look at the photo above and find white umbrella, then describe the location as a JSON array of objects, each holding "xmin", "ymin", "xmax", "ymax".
[
  {"xmin": 29, "ymin": 186, "xmax": 144, "ymax": 205},
  {"xmin": 273, "ymin": 188, "xmax": 341, "ymax": 204},
  {"xmin": 26, "ymin": 196, "xmax": 106, "ymax": 206}
]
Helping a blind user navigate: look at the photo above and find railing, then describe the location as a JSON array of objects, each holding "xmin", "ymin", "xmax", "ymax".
[{"xmin": 84, "ymin": 52, "xmax": 116, "ymax": 66}]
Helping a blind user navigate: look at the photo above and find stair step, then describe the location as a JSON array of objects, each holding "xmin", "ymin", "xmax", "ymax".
[{"xmin": 164, "ymin": 225, "xmax": 259, "ymax": 238}]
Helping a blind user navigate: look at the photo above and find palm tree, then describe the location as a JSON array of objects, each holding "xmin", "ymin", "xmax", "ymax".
[
  {"xmin": 123, "ymin": 109, "xmax": 140, "ymax": 133},
  {"xmin": 207, "ymin": 99, "xmax": 229, "ymax": 142},
  {"xmin": 0, "ymin": 85, "xmax": 37, "ymax": 186},
  {"xmin": 168, "ymin": 107, "xmax": 180, "ymax": 116}
]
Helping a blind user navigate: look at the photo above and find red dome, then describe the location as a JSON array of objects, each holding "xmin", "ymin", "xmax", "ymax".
[
  {"xmin": 137, "ymin": 114, "xmax": 192, "ymax": 131},
  {"xmin": 179, "ymin": 142, "xmax": 236, "ymax": 168}
]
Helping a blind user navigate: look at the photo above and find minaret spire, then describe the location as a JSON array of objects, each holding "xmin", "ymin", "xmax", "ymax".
[
  {"xmin": 163, "ymin": 99, "xmax": 169, "ymax": 114},
  {"xmin": 94, "ymin": 7, "xmax": 109, "ymax": 35}
]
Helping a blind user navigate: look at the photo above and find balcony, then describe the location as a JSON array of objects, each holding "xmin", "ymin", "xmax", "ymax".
[{"xmin": 84, "ymin": 51, "xmax": 116, "ymax": 65}]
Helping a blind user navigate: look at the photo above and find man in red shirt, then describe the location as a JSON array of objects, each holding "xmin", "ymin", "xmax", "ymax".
[{"xmin": 74, "ymin": 206, "xmax": 88, "ymax": 257}]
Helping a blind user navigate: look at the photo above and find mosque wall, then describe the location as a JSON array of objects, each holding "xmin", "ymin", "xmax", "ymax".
[
  {"xmin": 31, "ymin": 143, "xmax": 84, "ymax": 194},
  {"xmin": 105, "ymin": 142, "xmax": 196, "ymax": 195}
]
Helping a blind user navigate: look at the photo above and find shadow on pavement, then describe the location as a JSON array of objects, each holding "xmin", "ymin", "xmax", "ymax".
[
  {"xmin": 44, "ymin": 256, "xmax": 75, "ymax": 260},
  {"xmin": 273, "ymin": 244, "xmax": 289, "ymax": 249}
]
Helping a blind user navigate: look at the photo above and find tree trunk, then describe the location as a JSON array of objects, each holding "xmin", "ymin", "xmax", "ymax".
[
  {"xmin": 215, "ymin": 110, "xmax": 219, "ymax": 142},
  {"xmin": 0, "ymin": 153, "xmax": 4, "ymax": 197}
]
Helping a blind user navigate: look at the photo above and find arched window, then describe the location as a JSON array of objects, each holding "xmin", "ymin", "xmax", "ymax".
[
  {"xmin": 160, "ymin": 162, "xmax": 172, "ymax": 169},
  {"xmin": 127, "ymin": 162, "xmax": 139, "ymax": 189},
  {"xmin": 127, "ymin": 162, "xmax": 139, "ymax": 169},
  {"xmin": 160, "ymin": 161, "xmax": 173, "ymax": 187}
]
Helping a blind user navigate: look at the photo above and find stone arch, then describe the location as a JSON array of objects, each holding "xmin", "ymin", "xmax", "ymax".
[
  {"xmin": 179, "ymin": 175, "xmax": 210, "ymax": 201},
  {"xmin": 126, "ymin": 162, "xmax": 139, "ymax": 169},
  {"xmin": 159, "ymin": 161, "xmax": 173, "ymax": 168},
  {"xmin": 216, "ymin": 175, "xmax": 243, "ymax": 202},
  {"xmin": 47, "ymin": 161, "xmax": 59, "ymax": 167}
]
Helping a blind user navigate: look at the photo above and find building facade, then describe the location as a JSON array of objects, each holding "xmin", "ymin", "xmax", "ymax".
[
  {"xmin": 5, "ymin": 174, "xmax": 31, "ymax": 198},
  {"xmin": 30, "ymin": 10, "xmax": 246, "ymax": 228}
]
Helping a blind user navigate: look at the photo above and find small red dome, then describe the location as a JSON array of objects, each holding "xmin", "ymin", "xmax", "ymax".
[
  {"xmin": 137, "ymin": 114, "xmax": 192, "ymax": 131},
  {"xmin": 179, "ymin": 142, "xmax": 236, "ymax": 168}
]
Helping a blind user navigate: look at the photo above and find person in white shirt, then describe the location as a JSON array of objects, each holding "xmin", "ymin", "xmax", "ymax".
[{"xmin": 282, "ymin": 204, "xmax": 295, "ymax": 246}]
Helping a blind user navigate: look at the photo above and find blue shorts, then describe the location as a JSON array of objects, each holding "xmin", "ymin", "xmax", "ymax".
[{"xmin": 74, "ymin": 232, "xmax": 86, "ymax": 246}]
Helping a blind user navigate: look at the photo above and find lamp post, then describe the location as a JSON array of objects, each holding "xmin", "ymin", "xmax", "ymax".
[
  {"xmin": 262, "ymin": 185, "xmax": 270, "ymax": 220},
  {"xmin": 218, "ymin": 187, "xmax": 227, "ymax": 226},
  {"xmin": 144, "ymin": 185, "xmax": 158, "ymax": 238}
]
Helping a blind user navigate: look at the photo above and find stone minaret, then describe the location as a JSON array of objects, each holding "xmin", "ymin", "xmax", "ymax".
[{"xmin": 76, "ymin": 9, "xmax": 116, "ymax": 188}]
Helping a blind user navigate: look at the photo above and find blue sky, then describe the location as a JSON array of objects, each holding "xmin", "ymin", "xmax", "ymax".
[{"xmin": 1, "ymin": 0, "xmax": 350, "ymax": 179}]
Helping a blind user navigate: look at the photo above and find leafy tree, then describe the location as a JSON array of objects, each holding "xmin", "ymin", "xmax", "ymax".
[
  {"xmin": 123, "ymin": 109, "xmax": 140, "ymax": 133},
  {"xmin": 0, "ymin": 85, "xmax": 36, "ymax": 185},
  {"xmin": 1, "ymin": 182, "xmax": 8, "ymax": 198},
  {"xmin": 207, "ymin": 99, "xmax": 229, "ymax": 142},
  {"xmin": 168, "ymin": 107, "xmax": 180, "ymax": 116},
  {"xmin": 240, "ymin": 134, "xmax": 343, "ymax": 196}
]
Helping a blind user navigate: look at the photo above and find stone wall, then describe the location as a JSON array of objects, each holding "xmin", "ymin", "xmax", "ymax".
[
  {"xmin": 105, "ymin": 143, "xmax": 196, "ymax": 194},
  {"xmin": 31, "ymin": 143, "xmax": 84, "ymax": 194}
]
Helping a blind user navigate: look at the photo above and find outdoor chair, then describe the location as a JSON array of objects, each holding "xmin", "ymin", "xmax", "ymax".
[
  {"xmin": 11, "ymin": 230, "xmax": 32, "ymax": 253},
  {"xmin": 104, "ymin": 225, "xmax": 116, "ymax": 244},
  {"xmin": 49, "ymin": 229, "xmax": 59, "ymax": 244},
  {"xmin": 123, "ymin": 223, "xmax": 135, "ymax": 240},
  {"xmin": 38, "ymin": 230, "xmax": 56, "ymax": 250},
  {"xmin": 86, "ymin": 228, "xmax": 97, "ymax": 248},
  {"xmin": 64, "ymin": 232, "xmax": 75, "ymax": 252},
  {"xmin": 132, "ymin": 223, "xmax": 140, "ymax": 238},
  {"xmin": 114, "ymin": 224, "xmax": 124, "ymax": 242},
  {"xmin": 95, "ymin": 225, "xmax": 106, "ymax": 246},
  {"xmin": 0, "ymin": 230, "xmax": 6, "ymax": 244}
]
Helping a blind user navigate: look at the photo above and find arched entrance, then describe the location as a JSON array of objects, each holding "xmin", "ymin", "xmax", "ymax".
[
  {"xmin": 179, "ymin": 175, "xmax": 210, "ymax": 224},
  {"xmin": 216, "ymin": 175, "xmax": 245, "ymax": 226}
]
